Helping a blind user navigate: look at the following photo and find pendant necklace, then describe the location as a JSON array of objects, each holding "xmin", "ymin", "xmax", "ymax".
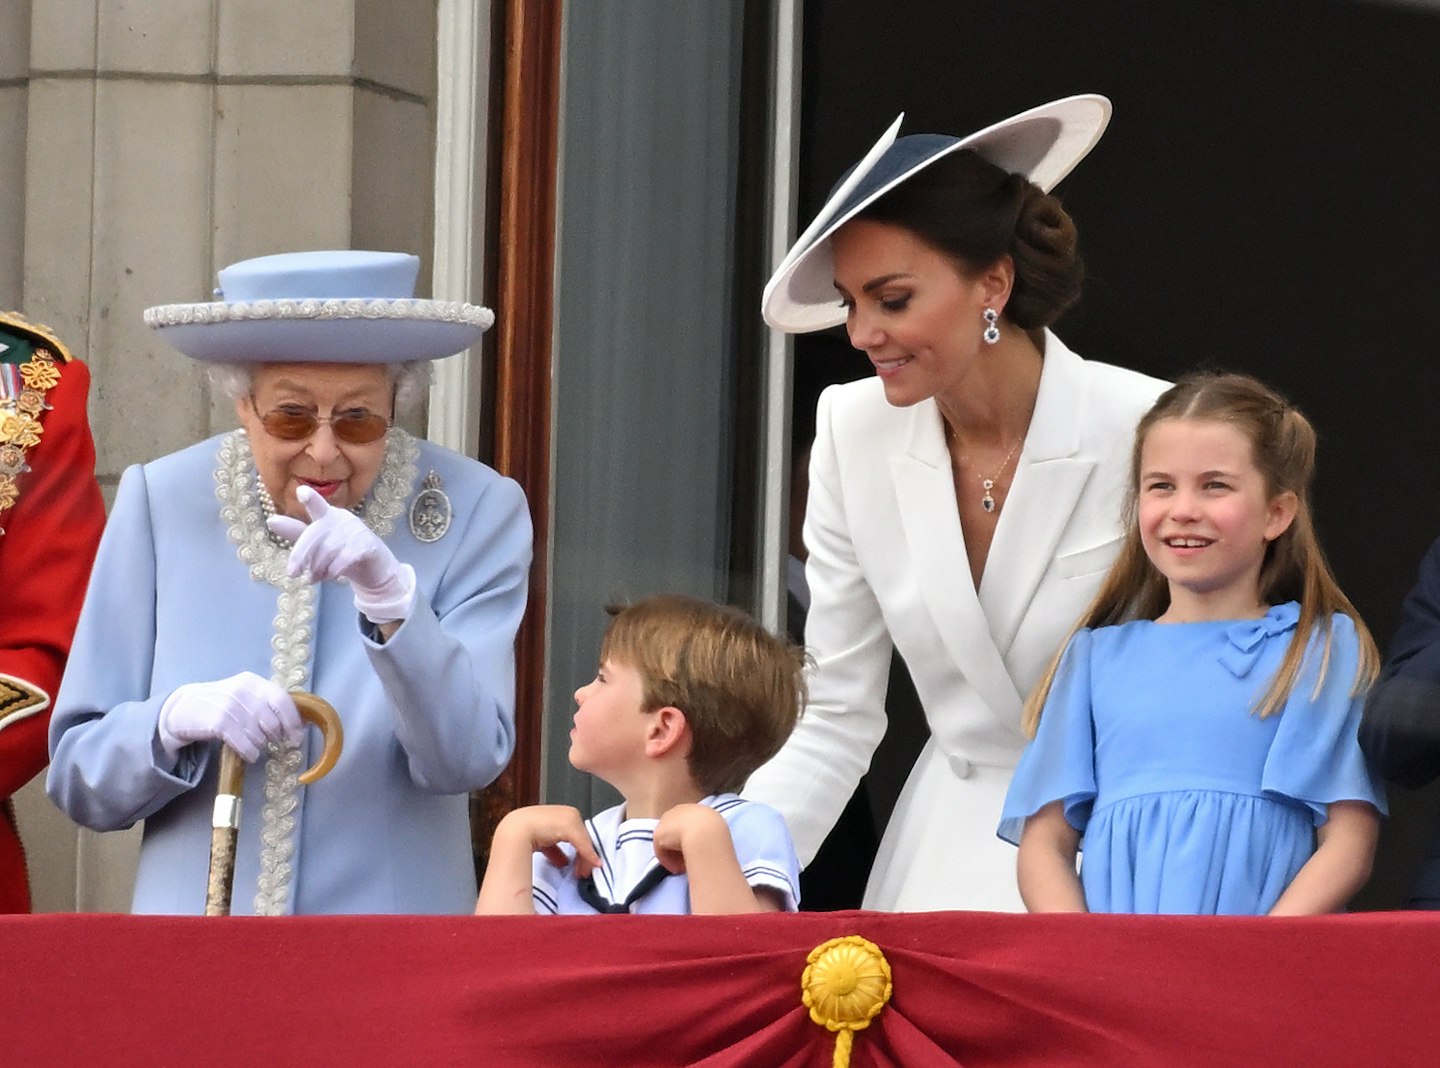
[
  {"xmin": 971, "ymin": 437, "xmax": 1022, "ymax": 514},
  {"xmin": 945, "ymin": 418, "xmax": 1024, "ymax": 515},
  {"xmin": 979, "ymin": 438, "xmax": 1022, "ymax": 513}
]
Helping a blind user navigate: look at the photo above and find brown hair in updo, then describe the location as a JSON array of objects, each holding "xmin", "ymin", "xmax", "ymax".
[{"xmin": 854, "ymin": 149, "xmax": 1083, "ymax": 330}]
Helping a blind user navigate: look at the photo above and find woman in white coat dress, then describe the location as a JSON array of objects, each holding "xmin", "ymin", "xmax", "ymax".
[
  {"xmin": 742, "ymin": 97, "xmax": 1167, "ymax": 911},
  {"xmin": 47, "ymin": 251, "xmax": 532, "ymax": 915}
]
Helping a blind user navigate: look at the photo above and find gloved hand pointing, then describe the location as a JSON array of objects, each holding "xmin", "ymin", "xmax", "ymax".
[
  {"xmin": 267, "ymin": 484, "xmax": 416, "ymax": 623},
  {"xmin": 157, "ymin": 671, "xmax": 304, "ymax": 762}
]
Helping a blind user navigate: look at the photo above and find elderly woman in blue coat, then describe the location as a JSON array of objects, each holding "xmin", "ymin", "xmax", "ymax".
[{"xmin": 47, "ymin": 251, "xmax": 532, "ymax": 915}]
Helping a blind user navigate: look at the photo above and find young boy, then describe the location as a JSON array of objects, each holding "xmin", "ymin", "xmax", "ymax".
[{"xmin": 476, "ymin": 595, "xmax": 806, "ymax": 915}]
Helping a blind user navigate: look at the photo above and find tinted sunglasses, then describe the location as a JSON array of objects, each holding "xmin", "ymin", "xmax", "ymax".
[{"xmin": 250, "ymin": 396, "xmax": 391, "ymax": 445}]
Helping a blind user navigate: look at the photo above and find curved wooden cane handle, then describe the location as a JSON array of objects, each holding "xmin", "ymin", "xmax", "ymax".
[{"xmin": 293, "ymin": 691, "xmax": 344, "ymax": 785}]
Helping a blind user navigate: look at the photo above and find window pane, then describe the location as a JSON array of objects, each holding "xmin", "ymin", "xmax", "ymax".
[{"xmin": 544, "ymin": 0, "xmax": 751, "ymax": 811}]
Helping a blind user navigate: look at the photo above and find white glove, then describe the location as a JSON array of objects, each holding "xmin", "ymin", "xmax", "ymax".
[
  {"xmin": 267, "ymin": 485, "xmax": 416, "ymax": 624},
  {"xmin": 157, "ymin": 671, "xmax": 304, "ymax": 762}
]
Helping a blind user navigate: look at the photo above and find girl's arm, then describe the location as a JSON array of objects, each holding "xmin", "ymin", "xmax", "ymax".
[
  {"xmin": 1267, "ymin": 801, "xmax": 1379, "ymax": 916},
  {"xmin": 1016, "ymin": 801, "xmax": 1088, "ymax": 912}
]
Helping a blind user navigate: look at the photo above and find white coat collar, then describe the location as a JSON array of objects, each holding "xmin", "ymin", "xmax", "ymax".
[{"xmin": 889, "ymin": 331, "xmax": 1099, "ymax": 725}]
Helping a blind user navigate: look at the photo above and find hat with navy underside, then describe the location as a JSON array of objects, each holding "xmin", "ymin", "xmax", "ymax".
[{"xmin": 762, "ymin": 95, "xmax": 1112, "ymax": 334}]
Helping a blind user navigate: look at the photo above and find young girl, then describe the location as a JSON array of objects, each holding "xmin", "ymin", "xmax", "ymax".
[{"xmin": 999, "ymin": 372, "xmax": 1385, "ymax": 915}]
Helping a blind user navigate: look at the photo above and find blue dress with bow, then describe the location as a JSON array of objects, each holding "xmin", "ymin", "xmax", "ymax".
[{"xmin": 998, "ymin": 603, "xmax": 1385, "ymax": 914}]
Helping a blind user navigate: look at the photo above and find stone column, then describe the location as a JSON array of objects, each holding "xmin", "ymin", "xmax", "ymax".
[
  {"xmin": 12, "ymin": 0, "xmax": 438, "ymax": 912},
  {"xmin": 0, "ymin": 1, "xmax": 31, "ymax": 306}
]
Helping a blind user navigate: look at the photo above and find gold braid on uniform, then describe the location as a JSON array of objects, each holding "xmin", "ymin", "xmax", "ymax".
[
  {"xmin": 0, "ymin": 672, "xmax": 50, "ymax": 732},
  {"xmin": 0, "ymin": 312, "xmax": 72, "ymax": 536}
]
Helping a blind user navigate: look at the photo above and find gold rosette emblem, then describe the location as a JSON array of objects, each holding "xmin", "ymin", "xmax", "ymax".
[
  {"xmin": 16, "ymin": 389, "xmax": 44, "ymax": 416},
  {"xmin": 0, "ymin": 339, "xmax": 64, "ymax": 531},
  {"xmin": 801, "ymin": 935, "xmax": 893, "ymax": 1068},
  {"xmin": 0, "ymin": 413, "xmax": 40, "ymax": 448},
  {"xmin": 20, "ymin": 354, "xmax": 60, "ymax": 391}
]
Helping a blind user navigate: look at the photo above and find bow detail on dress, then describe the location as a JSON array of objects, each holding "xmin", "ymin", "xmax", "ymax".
[{"xmin": 1217, "ymin": 601, "xmax": 1301, "ymax": 678}]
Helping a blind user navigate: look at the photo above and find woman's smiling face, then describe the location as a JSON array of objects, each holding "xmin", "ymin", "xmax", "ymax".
[
  {"xmin": 830, "ymin": 218, "xmax": 996, "ymax": 408},
  {"xmin": 235, "ymin": 362, "xmax": 393, "ymax": 520}
]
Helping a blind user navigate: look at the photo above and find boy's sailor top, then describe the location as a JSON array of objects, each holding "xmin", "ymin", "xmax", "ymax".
[
  {"xmin": 532, "ymin": 794, "xmax": 801, "ymax": 915},
  {"xmin": 0, "ymin": 312, "xmax": 105, "ymax": 914}
]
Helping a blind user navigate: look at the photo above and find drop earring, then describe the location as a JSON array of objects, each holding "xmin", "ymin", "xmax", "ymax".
[{"xmin": 982, "ymin": 308, "xmax": 1000, "ymax": 345}]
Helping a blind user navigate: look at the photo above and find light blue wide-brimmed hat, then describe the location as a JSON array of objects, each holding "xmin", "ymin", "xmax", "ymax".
[
  {"xmin": 762, "ymin": 95, "xmax": 1111, "ymax": 334},
  {"xmin": 143, "ymin": 250, "xmax": 494, "ymax": 363}
]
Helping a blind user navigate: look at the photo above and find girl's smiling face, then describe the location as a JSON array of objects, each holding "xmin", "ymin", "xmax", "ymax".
[{"xmin": 1137, "ymin": 417, "xmax": 1297, "ymax": 621}]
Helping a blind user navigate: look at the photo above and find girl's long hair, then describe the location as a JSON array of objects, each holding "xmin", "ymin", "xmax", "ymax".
[{"xmin": 1021, "ymin": 372, "xmax": 1378, "ymax": 736}]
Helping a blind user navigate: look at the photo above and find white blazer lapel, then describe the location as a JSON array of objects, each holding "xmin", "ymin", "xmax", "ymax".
[
  {"xmin": 980, "ymin": 334, "xmax": 1097, "ymax": 651},
  {"xmin": 891, "ymin": 402, "xmax": 1025, "ymax": 723}
]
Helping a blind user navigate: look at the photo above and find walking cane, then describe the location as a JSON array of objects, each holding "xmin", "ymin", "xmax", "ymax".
[{"xmin": 205, "ymin": 691, "xmax": 344, "ymax": 916}]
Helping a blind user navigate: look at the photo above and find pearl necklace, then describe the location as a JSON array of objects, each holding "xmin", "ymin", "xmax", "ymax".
[{"xmin": 214, "ymin": 426, "xmax": 418, "ymax": 914}]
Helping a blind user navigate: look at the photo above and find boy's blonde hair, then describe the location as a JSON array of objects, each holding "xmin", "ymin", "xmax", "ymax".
[
  {"xmin": 600, "ymin": 595, "xmax": 807, "ymax": 795},
  {"xmin": 1022, "ymin": 371, "xmax": 1378, "ymax": 736}
]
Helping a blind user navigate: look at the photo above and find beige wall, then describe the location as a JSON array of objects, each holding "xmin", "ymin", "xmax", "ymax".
[{"xmin": 6, "ymin": 0, "xmax": 440, "ymax": 912}]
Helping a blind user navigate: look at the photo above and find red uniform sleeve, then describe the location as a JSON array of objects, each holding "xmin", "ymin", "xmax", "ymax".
[{"xmin": 0, "ymin": 358, "xmax": 106, "ymax": 799}]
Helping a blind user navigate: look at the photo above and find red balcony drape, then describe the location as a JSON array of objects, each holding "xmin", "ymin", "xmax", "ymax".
[{"xmin": 5, "ymin": 910, "xmax": 1437, "ymax": 1066}]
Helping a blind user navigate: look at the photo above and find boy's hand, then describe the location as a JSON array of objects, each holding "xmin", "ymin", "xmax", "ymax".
[
  {"xmin": 495, "ymin": 804, "xmax": 601, "ymax": 876},
  {"xmin": 652, "ymin": 802, "xmax": 780, "ymax": 914},
  {"xmin": 652, "ymin": 802, "xmax": 730, "ymax": 874},
  {"xmin": 477, "ymin": 804, "xmax": 602, "ymax": 915}
]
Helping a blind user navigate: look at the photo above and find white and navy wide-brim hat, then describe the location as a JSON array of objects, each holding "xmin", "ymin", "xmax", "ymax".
[
  {"xmin": 762, "ymin": 95, "xmax": 1112, "ymax": 334},
  {"xmin": 143, "ymin": 250, "xmax": 494, "ymax": 363}
]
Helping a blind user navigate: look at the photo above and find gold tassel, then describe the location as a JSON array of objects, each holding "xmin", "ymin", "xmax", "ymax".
[{"xmin": 801, "ymin": 935, "xmax": 893, "ymax": 1068}]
